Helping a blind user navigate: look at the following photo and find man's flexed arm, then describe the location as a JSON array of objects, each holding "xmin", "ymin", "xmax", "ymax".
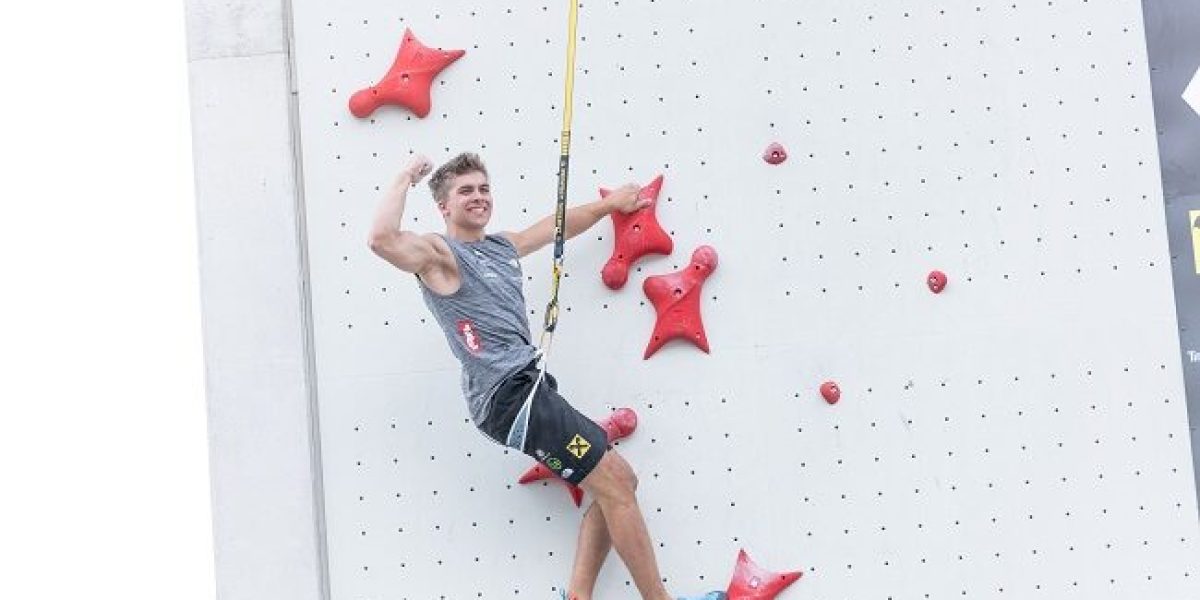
[
  {"xmin": 504, "ymin": 183, "xmax": 648, "ymax": 258},
  {"xmin": 367, "ymin": 155, "xmax": 436, "ymax": 273}
]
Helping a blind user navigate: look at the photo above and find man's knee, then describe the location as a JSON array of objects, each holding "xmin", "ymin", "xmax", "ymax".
[{"xmin": 581, "ymin": 450, "xmax": 638, "ymax": 500}]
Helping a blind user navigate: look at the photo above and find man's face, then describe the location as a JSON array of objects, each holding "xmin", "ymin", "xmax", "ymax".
[{"xmin": 439, "ymin": 170, "xmax": 492, "ymax": 228}]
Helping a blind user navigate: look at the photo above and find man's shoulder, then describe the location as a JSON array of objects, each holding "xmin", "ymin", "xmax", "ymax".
[
  {"xmin": 419, "ymin": 232, "xmax": 452, "ymax": 252},
  {"xmin": 491, "ymin": 231, "xmax": 521, "ymax": 254}
]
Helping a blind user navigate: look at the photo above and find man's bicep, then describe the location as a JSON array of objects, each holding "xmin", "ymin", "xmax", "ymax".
[{"xmin": 370, "ymin": 230, "xmax": 436, "ymax": 273}]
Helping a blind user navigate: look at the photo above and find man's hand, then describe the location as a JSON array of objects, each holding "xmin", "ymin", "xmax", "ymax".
[
  {"xmin": 397, "ymin": 155, "xmax": 433, "ymax": 187},
  {"xmin": 605, "ymin": 183, "xmax": 651, "ymax": 214}
]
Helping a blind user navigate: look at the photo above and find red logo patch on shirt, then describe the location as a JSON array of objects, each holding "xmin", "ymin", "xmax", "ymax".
[{"xmin": 457, "ymin": 319, "xmax": 483, "ymax": 354}]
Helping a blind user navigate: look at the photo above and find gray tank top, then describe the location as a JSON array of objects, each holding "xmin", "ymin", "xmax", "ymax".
[{"xmin": 417, "ymin": 232, "xmax": 539, "ymax": 425}]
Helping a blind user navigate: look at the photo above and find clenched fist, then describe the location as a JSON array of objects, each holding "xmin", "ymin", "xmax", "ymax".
[{"xmin": 400, "ymin": 155, "xmax": 433, "ymax": 187}]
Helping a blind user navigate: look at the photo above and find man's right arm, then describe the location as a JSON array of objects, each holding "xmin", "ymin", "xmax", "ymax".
[
  {"xmin": 369, "ymin": 229, "xmax": 439, "ymax": 274},
  {"xmin": 367, "ymin": 156, "xmax": 436, "ymax": 274}
]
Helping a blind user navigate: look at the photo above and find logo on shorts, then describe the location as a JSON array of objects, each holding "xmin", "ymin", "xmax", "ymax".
[
  {"xmin": 457, "ymin": 319, "xmax": 483, "ymax": 354},
  {"xmin": 566, "ymin": 434, "xmax": 592, "ymax": 459},
  {"xmin": 545, "ymin": 457, "xmax": 563, "ymax": 471}
]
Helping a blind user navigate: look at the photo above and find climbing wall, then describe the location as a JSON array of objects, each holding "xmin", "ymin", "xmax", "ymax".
[{"xmin": 290, "ymin": 1, "xmax": 1200, "ymax": 598}]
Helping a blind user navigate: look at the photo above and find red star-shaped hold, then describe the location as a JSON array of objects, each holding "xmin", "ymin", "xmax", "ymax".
[
  {"xmin": 600, "ymin": 175, "xmax": 673, "ymax": 290},
  {"xmin": 725, "ymin": 549, "xmax": 802, "ymax": 599},
  {"xmin": 642, "ymin": 246, "xmax": 718, "ymax": 359},
  {"xmin": 349, "ymin": 28, "xmax": 465, "ymax": 118},
  {"xmin": 517, "ymin": 408, "xmax": 638, "ymax": 506}
]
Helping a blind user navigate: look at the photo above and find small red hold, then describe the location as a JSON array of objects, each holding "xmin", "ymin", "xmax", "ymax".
[
  {"xmin": 762, "ymin": 142, "xmax": 788, "ymax": 165},
  {"xmin": 643, "ymin": 246, "xmax": 718, "ymax": 359},
  {"xmin": 349, "ymin": 28, "xmax": 465, "ymax": 118},
  {"xmin": 601, "ymin": 175, "xmax": 673, "ymax": 290},
  {"xmin": 517, "ymin": 408, "xmax": 638, "ymax": 506},
  {"xmin": 724, "ymin": 549, "xmax": 802, "ymax": 599},
  {"xmin": 820, "ymin": 381, "xmax": 840, "ymax": 404},
  {"xmin": 927, "ymin": 270, "xmax": 948, "ymax": 294},
  {"xmin": 599, "ymin": 406, "xmax": 638, "ymax": 441}
]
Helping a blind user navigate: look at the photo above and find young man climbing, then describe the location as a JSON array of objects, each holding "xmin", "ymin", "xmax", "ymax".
[{"xmin": 367, "ymin": 153, "xmax": 721, "ymax": 600}]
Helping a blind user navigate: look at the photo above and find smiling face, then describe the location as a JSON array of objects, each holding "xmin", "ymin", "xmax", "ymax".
[{"xmin": 437, "ymin": 170, "xmax": 492, "ymax": 231}]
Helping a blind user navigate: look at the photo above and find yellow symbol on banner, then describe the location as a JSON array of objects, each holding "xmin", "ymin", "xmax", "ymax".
[
  {"xmin": 566, "ymin": 434, "xmax": 591, "ymax": 459},
  {"xmin": 1191, "ymin": 210, "xmax": 1200, "ymax": 275}
]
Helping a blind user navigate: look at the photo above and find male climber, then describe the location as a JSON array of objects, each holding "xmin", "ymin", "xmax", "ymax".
[{"xmin": 367, "ymin": 153, "xmax": 721, "ymax": 600}]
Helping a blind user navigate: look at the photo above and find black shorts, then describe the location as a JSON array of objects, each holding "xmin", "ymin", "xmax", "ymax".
[{"xmin": 478, "ymin": 358, "xmax": 608, "ymax": 486}]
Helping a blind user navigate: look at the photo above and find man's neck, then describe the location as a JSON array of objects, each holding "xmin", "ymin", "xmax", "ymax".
[{"xmin": 445, "ymin": 225, "xmax": 486, "ymax": 243}]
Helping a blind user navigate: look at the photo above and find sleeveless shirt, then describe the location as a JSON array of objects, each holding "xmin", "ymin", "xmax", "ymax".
[{"xmin": 417, "ymin": 232, "xmax": 539, "ymax": 425}]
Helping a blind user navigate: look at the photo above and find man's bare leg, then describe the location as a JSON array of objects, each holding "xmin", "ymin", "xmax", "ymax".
[
  {"xmin": 565, "ymin": 501, "xmax": 612, "ymax": 600},
  {"xmin": 578, "ymin": 450, "xmax": 672, "ymax": 600}
]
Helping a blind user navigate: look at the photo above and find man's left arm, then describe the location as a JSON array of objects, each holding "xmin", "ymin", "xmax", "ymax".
[{"xmin": 503, "ymin": 184, "xmax": 646, "ymax": 258}]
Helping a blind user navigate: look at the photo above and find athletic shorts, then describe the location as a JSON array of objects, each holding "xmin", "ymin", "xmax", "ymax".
[{"xmin": 478, "ymin": 358, "xmax": 608, "ymax": 486}]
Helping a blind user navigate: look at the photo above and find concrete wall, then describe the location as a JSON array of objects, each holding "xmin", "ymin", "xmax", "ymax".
[{"xmin": 185, "ymin": 1, "xmax": 327, "ymax": 598}]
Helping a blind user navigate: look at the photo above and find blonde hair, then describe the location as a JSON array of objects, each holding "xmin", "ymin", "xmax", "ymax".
[{"xmin": 428, "ymin": 153, "xmax": 488, "ymax": 202}]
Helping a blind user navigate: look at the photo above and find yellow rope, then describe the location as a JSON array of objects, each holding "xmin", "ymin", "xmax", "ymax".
[{"xmin": 537, "ymin": 0, "xmax": 580, "ymax": 357}]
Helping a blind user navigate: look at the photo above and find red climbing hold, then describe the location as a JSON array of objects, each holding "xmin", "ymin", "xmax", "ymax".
[
  {"xmin": 642, "ymin": 246, "xmax": 718, "ymax": 359},
  {"xmin": 517, "ymin": 408, "xmax": 639, "ymax": 506},
  {"xmin": 927, "ymin": 270, "xmax": 948, "ymax": 294},
  {"xmin": 349, "ymin": 28, "xmax": 465, "ymax": 119},
  {"xmin": 725, "ymin": 549, "xmax": 802, "ymax": 599},
  {"xmin": 601, "ymin": 175, "xmax": 673, "ymax": 290},
  {"xmin": 820, "ymin": 381, "xmax": 840, "ymax": 404},
  {"xmin": 762, "ymin": 142, "xmax": 788, "ymax": 165},
  {"xmin": 598, "ymin": 407, "xmax": 639, "ymax": 441}
]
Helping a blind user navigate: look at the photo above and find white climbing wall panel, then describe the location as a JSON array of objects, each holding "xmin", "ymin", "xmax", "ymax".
[{"xmin": 290, "ymin": 0, "xmax": 1200, "ymax": 598}]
